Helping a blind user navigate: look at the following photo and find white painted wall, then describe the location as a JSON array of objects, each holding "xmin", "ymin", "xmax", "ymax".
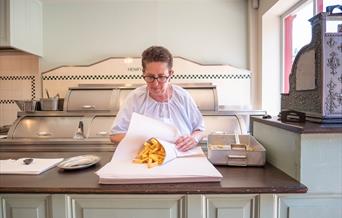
[
  {"xmin": 257, "ymin": 0, "xmax": 302, "ymax": 115},
  {"xmin": 41, "ymin": 0, "xmax": 248, "ymax": 72},
  {"xmin": 261, "ymin": 12, "xmax": 281, "ymax": 116}
]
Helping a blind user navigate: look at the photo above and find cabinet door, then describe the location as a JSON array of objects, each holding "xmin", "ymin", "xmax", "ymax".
[
  {"xmin": 0, "ymin": 194, "xmax": 51, "ymax": 218},
  {"xmin": 66, "ymin": 194, "xmax": 185, "ymax": 218},
  {"xmin": 0, "ymin": 0, "xmax": 42, "ymax": 55},
  {"xmin": 205, "ymin": 195, "xmax": 258, "ymax": 218},
  {"xmin": 278, "ymin": 194, "xmax": 342, "ymax": 218},
  {"xmin": 26, "ymin": 0, "xmax": 42, "ymax": 55},
  {"xmin": 0, "ymin": 0, "xmax": 9, "ymax": 45},
  {"xmin": 10, "ymin": 0, "xmax": 27, "ymax": 50}
]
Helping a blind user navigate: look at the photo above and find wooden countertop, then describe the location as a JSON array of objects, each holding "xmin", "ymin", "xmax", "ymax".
[
  {"xmin": 0, "ymin": 151, "xmax": 307, "ymax": 194},
  {"xmin": 251, "ymin": 117, "xmax": 342, "ymax": 134}
]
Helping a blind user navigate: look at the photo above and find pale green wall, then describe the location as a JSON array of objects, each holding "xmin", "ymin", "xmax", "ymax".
[{"xmin": 41, "ymin": 0, "xmax": 248, "ymax": 72}]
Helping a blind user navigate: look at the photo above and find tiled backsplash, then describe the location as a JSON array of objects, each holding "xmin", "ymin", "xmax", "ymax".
[
  {"xmin": 0, "ymin": 51, "xmax": 39, "ymax": 127},
  {"xmin": 0, "ymin": 75, "xmax": 36, "ymax": 99},
  {"xmin": 0, "ymin": 75, "xmax": 37, "ymax": 126},
  {"xmin": 42, "ymin": 57, "xmax": 252, "ymax": 107},
  {"xmin": 0, "ymin": 57, "xmax": 252, "ymax": 127},
  {"xmin": 0, "ymin": 103, "xmax": 18, "ymax": 127}
]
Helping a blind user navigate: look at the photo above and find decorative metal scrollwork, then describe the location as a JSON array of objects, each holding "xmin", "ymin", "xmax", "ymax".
[
  {"xmin": 327, "ymin": 37, "xmax": 336, "ymax": 48},
  {"xmin": 338, "ymin": 43, "xmax": 342, "ymax": 53},
  {"xmin": 325, "ymin": 79, "xmax": 338, "ymax": 113},
  {"xmin": 336, "ymin": 91, "xmax": 342, "ymax": 107},
  {"xmin": 327, "ymin": 51, "xmax": 340, "ymax": 75}
]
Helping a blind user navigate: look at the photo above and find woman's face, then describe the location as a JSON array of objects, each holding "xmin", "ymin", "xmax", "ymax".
[{"xmin": 143, "ymin": 62, "xmax": 172, "ymax": 97}]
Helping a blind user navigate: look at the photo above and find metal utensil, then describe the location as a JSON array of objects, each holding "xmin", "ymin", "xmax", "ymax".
[
  {"xmin": 14, "ymin": 100, "xmax": 36, "ymax": 112},
  {"xmin": 45, "ymin": 89, "xmax": 50, "ymax": 98},
  {"xmin": 23, "ymin": 158, "xmax": 34, "ymax": 165},
  {"xmin": 73, "ymin": 121, "xmax": 85, "ymax": 140}
]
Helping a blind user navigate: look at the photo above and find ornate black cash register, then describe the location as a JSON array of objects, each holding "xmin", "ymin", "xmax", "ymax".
[{"xmin": 281, "ymin": 6, "xmax": 342, "ymax": 123}]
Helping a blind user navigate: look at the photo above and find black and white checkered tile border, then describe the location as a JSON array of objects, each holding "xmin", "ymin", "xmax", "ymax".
[
  {"xmin": 31, "ymin": 79, "xmax": 36, "ymax": 100},
  {"xmin": 42, "ymin": 73, "xmax": 251, "ymax": 80},
  {"xmin": 173, "ymin": 74, "xmax": 250, "ymax": 79},
  {"xmin": 42, "ymin": 74, "xmax": 142, "ymax": 80},
  {"xmin": 0, "ymin": 75, "xmax": 36, "ymax": 104},
  {"xmin": 0, "ymin": 75, "xmax": 35, "ymax": 80},
  {"xmin": 0, "ymin": 100, "xmax": 15, "ymax": 104}
]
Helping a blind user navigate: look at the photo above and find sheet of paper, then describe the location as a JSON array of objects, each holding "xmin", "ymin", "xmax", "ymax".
[
  {"xmin": 97, "ymin": 156, "xmax": 222, "ymax": 184},
  {"xmin": 156, "ymin": 138, "xmax": 204, "ymax": 158},
  {"xmin": 113, "ymin": 113, "xmax": 204, "ymax": 161},
  {"xmin": 0, "ymin": 158, "xmax": 63, "ymax": 175},
  {"xmin": 112, "ymin": 113, "xmax": 181, "ymax": 161},
  {"xmin": 98, "ymin": 156, "xmax": 221, "ymax": 178},
  {"xmin": 97, "ymin": 113, "xmax": 222, "ymax": 184},
  {"xmin": 126, "ymin": 112, "xmax": 181, "ymax": 142}
]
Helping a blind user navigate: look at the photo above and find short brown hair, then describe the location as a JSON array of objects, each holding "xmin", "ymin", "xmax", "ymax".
[{"xmin": 141, "ymin": 46, "xmax": 173, "ymax": 71}]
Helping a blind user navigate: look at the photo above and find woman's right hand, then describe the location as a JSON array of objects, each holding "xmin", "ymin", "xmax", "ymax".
[{"xmin": 175, "ymin": 135, "xmax": 198, "ymax": 152}]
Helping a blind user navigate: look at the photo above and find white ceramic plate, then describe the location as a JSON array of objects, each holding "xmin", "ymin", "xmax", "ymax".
[{"xmin": 57, "ymin": 155, "xmax": 100, "ymax": 170}]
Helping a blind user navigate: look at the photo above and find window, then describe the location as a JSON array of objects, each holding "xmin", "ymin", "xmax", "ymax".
[{"xmin": 281, "ymin": 0, "xmax": 341, "ymax": 93}]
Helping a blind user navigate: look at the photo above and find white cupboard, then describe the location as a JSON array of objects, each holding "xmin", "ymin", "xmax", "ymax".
[
  {"xmin": 205, "ymin": 195, "xmax": 257, "ymax": 218},
  {"xmin": 0, "ymin": 194, "xmax": 51, "ymax": 218},
  {"xmin": 0, "ymin": 0, "xmax": 42, "ymax": 56},
  {"xmin": 66, "ymin": 195, "xmax": 184, "ymax": 218},
  {"xmin": 252, "ymin": 118, "xmax": 342, "ymax": 218},
  {"xmin": 0, "ymin": 194, "xmax": 262, "ymax": 218},
  {"xmin": 278, "ymin": 194, "xmax": 342, "ymax": 218}
]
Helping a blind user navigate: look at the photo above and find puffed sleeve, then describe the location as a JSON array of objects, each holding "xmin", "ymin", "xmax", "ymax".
[
  {"xmin": 110, "ymin": 94, "xmax": 136, "ymax": 135},
  {"xmin": 187, "ymin": 92, "xmax": 205, "ymax": 132}
]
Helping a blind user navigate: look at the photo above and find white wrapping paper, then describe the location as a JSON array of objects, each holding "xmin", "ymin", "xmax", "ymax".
[{"xmin": 96, "ymin": 113, "xmax": 222, "ymax": 184}]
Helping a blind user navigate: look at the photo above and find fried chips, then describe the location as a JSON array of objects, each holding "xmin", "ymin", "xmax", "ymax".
[{"xmin": 133, "ymin": 138, "xmax": 166, "ymax": 168}]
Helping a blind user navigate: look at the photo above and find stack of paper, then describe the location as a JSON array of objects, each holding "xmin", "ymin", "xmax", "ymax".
[
  {"xmin": 0, "ymin": 158, "xmax": 63, "ymax": 175},
  {"xmin": 96, "ymin": 113, "xmax": 223, "ymax": 184}
]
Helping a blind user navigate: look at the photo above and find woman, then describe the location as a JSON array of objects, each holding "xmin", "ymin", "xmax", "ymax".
[{"xmin": 110, "ymin": 46, "xmax": 204, "ymax": 151}]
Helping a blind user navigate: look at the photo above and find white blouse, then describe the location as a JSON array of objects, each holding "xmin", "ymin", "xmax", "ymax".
[{"xmin": 111, "ymin": 84, "xmax": 204, "ymax": 136}]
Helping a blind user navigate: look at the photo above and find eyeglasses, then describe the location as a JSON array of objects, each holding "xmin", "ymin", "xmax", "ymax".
[{"xmin": 143, "ymin": 75, "xmax": 170, "ymax": 83}]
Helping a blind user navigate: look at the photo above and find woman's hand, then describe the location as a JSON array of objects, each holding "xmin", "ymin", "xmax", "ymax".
[
  {"xmin": 175, "ymin": 135, "xmax": 198, "ymax": 152},
  {"xmin": 110, "ymin": 133, "xmax": 126, "ymax": 144}
]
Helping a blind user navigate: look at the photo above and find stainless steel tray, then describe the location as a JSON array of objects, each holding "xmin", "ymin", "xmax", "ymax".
[{"xmin": 207, "ymin": 134, "xmax": 266, "ymax": 166}]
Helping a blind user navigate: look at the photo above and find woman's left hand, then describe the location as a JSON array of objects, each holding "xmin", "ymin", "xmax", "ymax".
[{"xmin": 175, "ymin": 135, "xmax": 198, "ymax": 152}]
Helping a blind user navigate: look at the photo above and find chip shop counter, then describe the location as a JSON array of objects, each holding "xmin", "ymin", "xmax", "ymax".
[
  {"xmin": 0, "ymin": 150, "xmax": 306, "ymax": 194},
  {"xmin": 0, "ymin": 144, "xmax": 307, "ymax": 218}
]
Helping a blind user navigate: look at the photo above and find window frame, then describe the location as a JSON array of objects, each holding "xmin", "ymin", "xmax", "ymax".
[{"xmin": 280, "ymin": 0, "xmax": 317, "ymax": 93}]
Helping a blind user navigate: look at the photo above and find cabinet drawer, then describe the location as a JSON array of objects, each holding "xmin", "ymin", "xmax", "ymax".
[
  {"xmin": 0, "ymin": 194, "xmax": 51, "ymax": 218},
  {"xmin": 205, "ymin": 195, "xmax": 257, "ymax": 218},
  {"xmin": 66, "ymin": 194, "xmax": 185, "ymax": 218},
  {"xmin": 278, "ymin": 194, "xmax": 342, "ymax": 218}
]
